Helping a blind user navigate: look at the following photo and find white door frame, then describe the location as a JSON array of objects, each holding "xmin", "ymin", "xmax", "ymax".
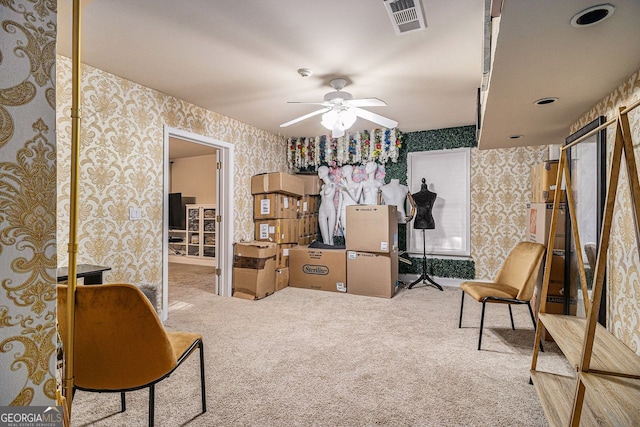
[{"xmin": 162, "ymin": 126, "xmax": 235, "ymax": 321}]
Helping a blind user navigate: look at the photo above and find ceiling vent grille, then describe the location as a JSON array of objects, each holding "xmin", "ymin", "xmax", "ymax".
[{"xmin": 383, "ymin": 0, "xmax": 427, "ymax": 35}]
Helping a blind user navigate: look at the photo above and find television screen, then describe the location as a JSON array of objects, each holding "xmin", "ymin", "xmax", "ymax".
[{"xmin": 168, "ymin": 192, "xmax": 185, "ymax": 230}]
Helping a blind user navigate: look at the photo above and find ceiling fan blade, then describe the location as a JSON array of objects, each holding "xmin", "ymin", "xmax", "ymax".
[
  {"xmin": 287, "ymin": 101, "xmax": 330, "ymax": 106},
  {"xmin": 353, "ymin": 107, "xmax": 398, "ymax": 128},
  {"xmin": 280, "ymin": 107, "xmax": 331, "ymax": 127},
  {"xmin": 346, "ymin": 98, "xmax": 387, "ymax": 107}
]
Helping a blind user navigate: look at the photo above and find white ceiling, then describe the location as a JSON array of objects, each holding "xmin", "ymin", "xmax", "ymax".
[{"xmin": 56, "ymin": 1, "xmax": 640, "ymax": 153}]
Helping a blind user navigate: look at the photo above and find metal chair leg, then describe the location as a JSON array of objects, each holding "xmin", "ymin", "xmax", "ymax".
[
  {"xmin": 458, "ymin": 291, "xmax": 465, "ymax": 328},
  {"xmin": 199, "ymin": 341, "xmax": 207, "ymax": 413},
  {"xmin": 478, "ymin": 300, "xmax": 487, "ymax": 350},
  {"xmin": 121, "ymin": 392, "xmax": 126, "ymax": 412},
  {"xmin": 508, "ymin": 304, "xmax": 515, "ymax": 330},
  {"xmin": 149, "ymin": 385, "xmax": 155, "ymax": 427}
]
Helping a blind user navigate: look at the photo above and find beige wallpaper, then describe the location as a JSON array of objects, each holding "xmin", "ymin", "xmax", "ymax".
[
  {"xmin": 571, "ymin": 69, "xmax": 640, "ymax": 354},
  {"xmin": 56, "ymin": 56, "xmax": 288, "ymax": 294},
  {"xmin": 0, "ymin": 0, "xmax": 57, "ymax": 405},
  {"xmin": 470, "ymin": 146, "xmax": 548, "ymax": 280}
]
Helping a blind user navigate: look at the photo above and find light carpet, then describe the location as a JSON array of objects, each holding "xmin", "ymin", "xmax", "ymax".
[{"xmin": 69, "ymin": 265, "xmax": 573, "ymax": 426}]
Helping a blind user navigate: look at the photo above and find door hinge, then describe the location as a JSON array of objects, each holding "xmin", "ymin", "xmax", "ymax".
[
  {"xmin": 216, "ymin": 215, "xmax": 222, "ymax": 222},
  {"xmin": 215, "ymin": 268, "xmax": 222, "ymax": 276},
  {"xmin": 217, "ymin": 161, "xmax": 222, "ymax": 170}
]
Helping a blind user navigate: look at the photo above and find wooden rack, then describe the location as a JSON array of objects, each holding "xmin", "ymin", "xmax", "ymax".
[{"xmin": 530, "ymin": 103, "xmax": 640, "ymax": 426}]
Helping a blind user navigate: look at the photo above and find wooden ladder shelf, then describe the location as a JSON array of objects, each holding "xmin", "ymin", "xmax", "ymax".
[{"xmin": 530, "ymin": 104, "xmax": 640, "ymax": 426}]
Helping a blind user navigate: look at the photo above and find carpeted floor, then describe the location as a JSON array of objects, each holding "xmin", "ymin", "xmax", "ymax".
[{"xmin": 69, "ymin": 266, "xmax": 573, "ymax": 426}]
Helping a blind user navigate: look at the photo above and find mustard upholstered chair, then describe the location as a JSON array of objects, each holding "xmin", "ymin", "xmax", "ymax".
[
  {"xmin": 458, "ymin": 241, "xmax": 545, "ymax": 350},
  {"xmin": 57, "ymin": 283, "xmax": 206, "ymax": 426}
]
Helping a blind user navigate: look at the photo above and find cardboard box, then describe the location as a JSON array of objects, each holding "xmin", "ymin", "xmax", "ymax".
[
  {"xmin": 295, "ymin": 174, "xmax": 321, "ymax": 195},
  {"xmin": 232, "ymin": 241, "xmax": 277, "ymax": 300},
  {"xmin": 253, "ymin": 193, "xmax": 298, "ymax": 219},
  {"xmin": 275, "ymin": 267, "xmax": 289, "ymax": 291},
  {"xmin": 255, "ymin": 219, "xmax": 299, "ymax": 244},
  {"xmin": 251, "ymin": 172, "xmax": 305, "ymax": 197},
  {"xmin": 528, "ymin": 203, "xmax": 566, "ymax": 250},
  {"xmin": 345, "ymin": 205, "xmax": 398, "ymax": 253},
  {"xmin": 346, "ymin": 251, "xmax": 398, "ymax": 298},
  {"xmin": 298, "ymin": 195, "xmax": 319, "ymax": 216},
  {"xmin": 276, "ymin": 243, "xmax": 297, "ymax": 268},
  {"xmin": 289, "ymin": 246, "xmax": 346, "ymax": 293},
  {"xmin": 531, "ymin": 161, "xmax": 566, "ymax": 203}
]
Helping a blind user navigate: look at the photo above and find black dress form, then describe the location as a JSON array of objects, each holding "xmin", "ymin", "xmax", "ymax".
[
  {"xmin": 408, "ymin": 178, "xmax": 442, "ymax": 291},
  {"xmin": 412, "ymin": 179, "xmax": 437, "ymax": 229}
]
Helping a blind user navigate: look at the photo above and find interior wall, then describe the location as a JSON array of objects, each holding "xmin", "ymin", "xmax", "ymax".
[
  {"xmin": 56, "ymin": 55, "xmax": 288, "ymax": 297},
  {"xmin": 0, "ymin": 1, "xmax": 57, "ymax": 405},
  {"xmin": 171, "ymin": 154, "xmax": 217, "ymax": 204},
  {"xmin": 571, "ymin": 68, "xmax": 640, "ymax": 354}
]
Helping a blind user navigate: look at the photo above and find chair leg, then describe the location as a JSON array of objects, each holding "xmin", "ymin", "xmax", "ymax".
[
  {"xmin": 527, "ymin": 302, "xmax": 544, "ymax": 352},
  {"xmin": 478, "ymin": 300, "xmax": 487, "ymax": 350},
  {"xmin": 458, "ymin": 291, "xmax": 465, "ymax": 328},
  {"xmin": 121, "ymin": 392, "xmax": 126, "ymax": 412},
  {"xmin": 149, "ymin": 385, "xmax": 155, "ymax": 427},
  {"xmin": 199, "ymin": 341, "xmax": 207, "ymax": 413},
  {"xmin": 508, "ymin": 304, "xmax": 515, "ymax": 330}
]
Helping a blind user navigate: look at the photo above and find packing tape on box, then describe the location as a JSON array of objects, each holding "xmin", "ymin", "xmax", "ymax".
[{"xmin": 233, "ymin": 255, "xmax": 276, "ymax": 270}]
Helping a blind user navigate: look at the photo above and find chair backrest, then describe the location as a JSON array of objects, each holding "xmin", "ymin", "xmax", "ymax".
[
  {"xmin": 57, "ymin": 283, "xmax": 177, "ymax": 390},
  {"xmin": 493, "ymin": 242, "xmax": 545, "ymax": 301}
]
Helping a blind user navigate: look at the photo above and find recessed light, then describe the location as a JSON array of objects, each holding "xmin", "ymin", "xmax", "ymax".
[
  {"xmin": 509, "ymin": 135, "xmax": 523, "ymax": 140},
  {"xmin": 534, "ymin": 97, "xmax": 559, "ymax": 106},
  {"xmin": 571, "ymin": 4, "xmax": 615, "ymax": 28}
]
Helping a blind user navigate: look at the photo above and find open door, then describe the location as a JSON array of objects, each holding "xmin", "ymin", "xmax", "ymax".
[{"xmin": 162, "ymin": 126, "xmax": 235, "ymax": 321}]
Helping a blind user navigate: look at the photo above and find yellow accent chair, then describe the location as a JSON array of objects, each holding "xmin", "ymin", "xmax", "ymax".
[
  {"xmin": 458, "ymin": 241, "xmax": 545, "ymax": 350},
  {"xmin": 57, "ymin": 283, "xmax": 206, "ymax": 426}
]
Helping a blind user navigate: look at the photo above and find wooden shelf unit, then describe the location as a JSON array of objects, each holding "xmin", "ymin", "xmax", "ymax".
[{"xmin": 530, "ymin": 105, "xmax": 640, "ymax": 426}]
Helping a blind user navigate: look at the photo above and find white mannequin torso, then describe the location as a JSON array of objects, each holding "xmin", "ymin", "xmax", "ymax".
[{"xmin": 380, "ymin": 179, "xmax": 409, "ymax": 223}]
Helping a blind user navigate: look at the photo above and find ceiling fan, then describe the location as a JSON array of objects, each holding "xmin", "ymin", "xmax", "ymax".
[{"xmin": 280, "ymin": 78, "xmax": 398, "ymax": 137}]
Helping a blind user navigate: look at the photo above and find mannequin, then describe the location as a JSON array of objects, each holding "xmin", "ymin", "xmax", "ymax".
[
  {"xmin": 360, "ymin": 161, "xmax": 382, "ymax": 205},
  {"xmin": 336, "ymin": 164, "xmax": 363, "ymax": 238},
  {"xmin": 379, "ymin": 179, "xmax": 416, "ymax": 223},
  {"xmin": 408, "ymin": 177, "xmax": 442, "ymax": 291},
  {"xmin": 412, "ymin": 178, "xmax": 437, "ymax": 229},
  {"xmin": 317, "ymin": 165, "xmax": 337, "ymax": 245}
]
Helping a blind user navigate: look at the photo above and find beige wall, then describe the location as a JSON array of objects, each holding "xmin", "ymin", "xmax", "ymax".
[
  {"xmin": 56, "ymin": 55, "xmax": 288, "ymax": 298},
  {"xmin": 0, "ymin": 1, "xmax": 57, "ymax": 405},
  {"xmin": 171, "ymin": 154, "xmax": 217, "ymax": 204},
  {"xmin": 571, "ymin": 69, "xmax": 640, "ymax": 354}
]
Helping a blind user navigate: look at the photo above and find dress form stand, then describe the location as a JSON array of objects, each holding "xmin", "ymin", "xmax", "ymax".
[
  {"xmin": 408, "ymin": 178, "xmax": 443, "ymax": 291},
  {"xmin": 408, "ymin": 229, "xmax": 443, "ymax": 291}
]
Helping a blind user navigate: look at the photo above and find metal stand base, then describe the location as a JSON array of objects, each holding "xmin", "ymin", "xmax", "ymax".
[{"xmin": 408, "ymin": 229, "xmax": 443, "ymax": 291}]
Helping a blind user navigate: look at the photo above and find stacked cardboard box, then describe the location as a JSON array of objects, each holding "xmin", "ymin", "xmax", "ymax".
[
  {"xmin": 251, "ymin": 172, "xmax": 305, "ymax": 293},
  {"xmin": 296, "ymin": 174, "xmax": 321, "ymax": 245},
  {"xmin": 232, "ymin": 241, "xmax": 277, "ymax": 300},
  {"xmin": 345, "ymin": 205, "xmax": 399, "ymax": 298},
  {"xmin": 289, "ymin": 245, "xmax": 347, "ymax": 293},
  {"xmin": 531, "ymin": 160, "xmax": 565, "ymax": 203}
]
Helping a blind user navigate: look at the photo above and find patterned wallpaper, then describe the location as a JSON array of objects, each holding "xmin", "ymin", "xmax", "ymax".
[
  {"xmin": 571, "ymin": 69, "xmax": 640, "ymax": 354},
  {"xmin": 56, "ymin": 56, "xmax": 288, "ymax": 293},
  {"xmin": 0, "ymin": 1, "xmax": 57, "ymax": 405},
  {"xmin": 470, "ymin": 146, "xmax": 547, "ymax": 279}
]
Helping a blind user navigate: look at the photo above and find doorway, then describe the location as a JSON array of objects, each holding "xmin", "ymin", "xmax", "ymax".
[{"xmin": 162, "ymin": 126, "xmax": 235, "ymax": 321}]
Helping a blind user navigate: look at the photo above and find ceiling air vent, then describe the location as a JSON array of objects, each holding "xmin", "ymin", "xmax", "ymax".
[{"xmin": 383, "ymin": 0, "xmax": 427, "ymax": 35}]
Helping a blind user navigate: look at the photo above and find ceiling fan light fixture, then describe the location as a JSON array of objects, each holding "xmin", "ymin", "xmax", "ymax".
[{"xmin": 321, "ymin": 109, "xmax": 357, "ymax": 134}]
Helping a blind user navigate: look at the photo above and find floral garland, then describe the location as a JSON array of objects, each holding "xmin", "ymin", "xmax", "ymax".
[{"xmin": 288, "ymin": 128, "xmax": 402, "ymax": 170}]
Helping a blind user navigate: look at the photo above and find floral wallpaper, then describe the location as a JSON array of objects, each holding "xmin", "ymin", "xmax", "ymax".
[
  {"xmin": 56, "ymin": 56, "xmax": 288, "ymax": 302},
  {"xmin": 0, "ymin": 0, "xmax": 57, "ymax": 406},
  {"xmin": 571, "ymin": 69, "xmax": 640, "ymax": 355}
]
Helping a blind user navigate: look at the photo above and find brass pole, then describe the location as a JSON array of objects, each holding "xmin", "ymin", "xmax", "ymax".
[{"xmin": 63, "ymin": 0, "xmax": 82, "ymax": 416}]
